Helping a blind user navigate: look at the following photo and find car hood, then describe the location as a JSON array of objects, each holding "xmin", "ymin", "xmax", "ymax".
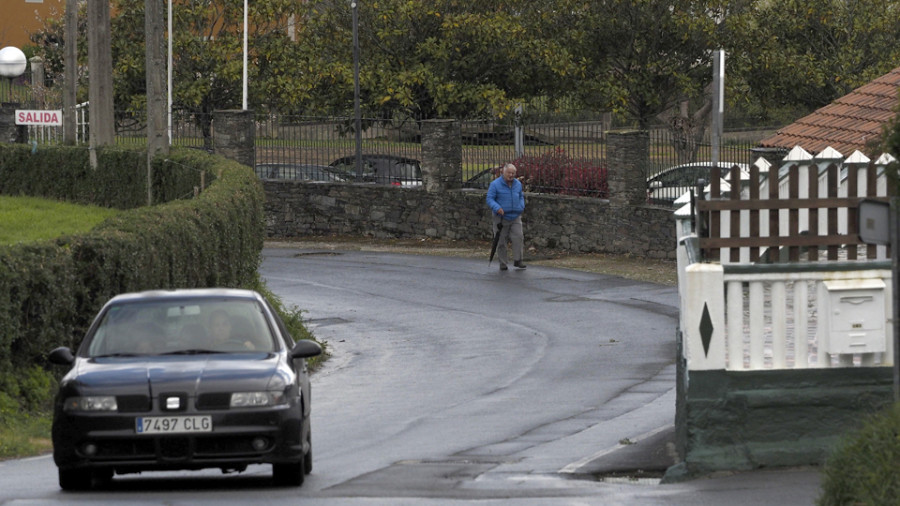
[{"xmin": 66, "ymin": 355, "xmax": 280, "ymax": 397}]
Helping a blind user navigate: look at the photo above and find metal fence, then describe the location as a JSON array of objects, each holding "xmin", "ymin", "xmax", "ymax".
[
  {"xmin": 252, "ymin": 112, "xmax": 609, "ymax": 187},
  {"xmin": 17, "ymin": 103, "xmax": 773, "ymax": 203}
]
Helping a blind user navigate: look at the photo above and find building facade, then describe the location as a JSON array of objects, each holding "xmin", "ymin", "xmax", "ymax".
[{"xmin": 1, "ymin": 0, "xmax": 65, "ymax": 49}]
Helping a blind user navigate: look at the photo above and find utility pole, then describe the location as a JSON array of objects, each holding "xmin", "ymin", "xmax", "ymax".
[
  {"xmin": 87, "ymin": 0, "xmax": 115, "ymax": 165},
  {"xmin": 711, "ymin": 50, "xmax": 724, "ymax": 168},
  {"xmin": 63, "ymin": 0, "xmax": 77, "ymax": 145},
  {"xmin": 146, "ymin": 0, "xmax": 169, "ymax": 205}
]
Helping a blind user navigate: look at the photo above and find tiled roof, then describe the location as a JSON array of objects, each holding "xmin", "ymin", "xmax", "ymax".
[{"xmin": 758, "ymin": 66, "xmax": 900, "ymax": 155}]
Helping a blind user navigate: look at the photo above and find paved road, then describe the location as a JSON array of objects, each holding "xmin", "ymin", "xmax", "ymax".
[
  {"xmin": 0, "ymin": 246, "xmax": 822, "ymax": 504},
  {"xmin": 260, "ymin": 246, "xmax": 681, "ymax": 497}
]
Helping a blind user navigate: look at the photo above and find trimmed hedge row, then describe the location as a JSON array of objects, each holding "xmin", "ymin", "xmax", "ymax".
[{"xmin": 0, "ymin": 144, "xmax": 265, "ymax": 409}]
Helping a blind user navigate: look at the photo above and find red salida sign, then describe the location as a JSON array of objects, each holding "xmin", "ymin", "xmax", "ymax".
[{"xmin": 15, "ymin": 110, "xmax": 63, "ymax": 127}]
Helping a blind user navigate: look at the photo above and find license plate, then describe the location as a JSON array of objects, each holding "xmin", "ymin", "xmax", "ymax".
[{"xmin": 136, "ymin": 416, "xmax": 212, "ymax": 434}]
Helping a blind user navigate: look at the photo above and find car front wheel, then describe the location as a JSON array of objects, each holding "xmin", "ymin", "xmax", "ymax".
[
  {"xmin": 58, "ymin": 468, "xmax": 93, "ymax": 491},
  {"xmin": 272, "ymin": 459, "xmax": 305, "ymax": 487},
  {"xmin": 304, "ymin": 425, "xmax": 313, "ymax": 474}
]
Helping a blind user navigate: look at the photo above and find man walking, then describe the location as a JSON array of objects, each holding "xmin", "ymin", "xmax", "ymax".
[{"xmin": 486, "ymin": 163, "xmax": 526, "ymax": 271}]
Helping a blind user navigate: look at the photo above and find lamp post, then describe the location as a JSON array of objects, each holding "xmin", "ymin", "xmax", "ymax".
[
  {"xmin": 0, "ymin": 46, "xmax": 27, "ymax": 103},
  {"xmin": 0, "ymin": 46, "xmax": 27, "ymax": 144}
]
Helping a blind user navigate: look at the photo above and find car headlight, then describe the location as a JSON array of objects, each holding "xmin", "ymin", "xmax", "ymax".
[
  {"xmin": 64, "ymin": 396, "xmax": 118, "ymax": 412},
  {"xmin": 230, "ymin": 391, "xmax": 288, "ymax": 408}
]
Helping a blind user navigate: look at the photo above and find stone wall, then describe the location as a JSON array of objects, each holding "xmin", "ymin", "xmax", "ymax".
[
  {"xmin": 0, "ymin": 104, "xmax": 27, "ymax": 144},
  {"xmin": 209, "ymin": 112, "xmax": 678, "ymax": 259},
  {"xmin": 262, "ymin": 181, "xmax": 677, "ymax": 259}
]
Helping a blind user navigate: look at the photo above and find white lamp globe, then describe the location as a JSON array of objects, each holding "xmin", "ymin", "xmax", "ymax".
[{"xmin": 0, "ymin": 47, "xmax": 28, "ymax": 78}]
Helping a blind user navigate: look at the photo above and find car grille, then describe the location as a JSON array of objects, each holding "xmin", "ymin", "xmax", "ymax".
[
  {"xmin": 116, "ymin": 395, "xmax": 151, "ymax": 413},
  {"xmin": 160, "ymin": 437, "xmax": 191, "ymax": 459},
  {"xmin": 95, "ymin": 439, "xmax": 156, "ymax": 459},
  {"xmin": 85, "ymin": 436, "xmax": 271, "ymax": 461}
]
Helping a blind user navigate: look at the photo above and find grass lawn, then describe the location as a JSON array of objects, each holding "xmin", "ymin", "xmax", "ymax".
[
  {"xmin": 0, "ymin": 196, "xmax": 120, "ymax": 460},
  {"xmin": 0, "ymin": 196, "xmax": 120, "ymax": 246}
]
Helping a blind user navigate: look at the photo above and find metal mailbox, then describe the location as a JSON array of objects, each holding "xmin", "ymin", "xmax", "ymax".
[{"xmin": 820, "ymin": 279, "xmax": 886, "ymax": 355}]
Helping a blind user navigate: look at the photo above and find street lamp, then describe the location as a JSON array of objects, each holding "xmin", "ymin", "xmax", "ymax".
[{"xmin": 0, "ymin": 46, "xmax": 27, "ymax": 103}]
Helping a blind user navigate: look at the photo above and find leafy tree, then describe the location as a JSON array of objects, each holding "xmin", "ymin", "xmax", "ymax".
[
  {"xmin": 29, "ymin": 0, "xmax": 305, "ymax": 142},
  {"xmin": 560, "ymin": 0, "xmax": 736, "ymax": 130},
  {"xmin": 292, "ymin": 0, "xmax": 577, "ymax": 120},
  {"xmin": 25, "ymin": 0, "xmax": 900, "ymax": 144},
  {"xmin": 27, "ymin": 1, "xmax": 89, "ymax": 101},
  {"xmin": 728, "ymin": 0, "xmax": 900, "ymax": 118}
]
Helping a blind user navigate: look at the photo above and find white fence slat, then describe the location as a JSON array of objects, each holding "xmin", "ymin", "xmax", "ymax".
[
  {"xmin": 771, "ymin": 282, "xmax": 787, "ymax": 368},
  {"xmin": 749, "ymin": 281, "xmax": 765, "ymax": 368},
  {"xmin": 727, "ymin": 280, "xmax": 743, "ymax": 369},
  {"xmin": 815, "ymin": 282, "xmax": 831, "ymax": 368},
  {"xmin": 794, "ymin": 281, "xmax": 809, "ymax": 368}
]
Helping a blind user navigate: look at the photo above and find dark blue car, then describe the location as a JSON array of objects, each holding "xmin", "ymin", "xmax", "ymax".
[{"xmin": 48, "ymin": 289, "xmax": 322, "ymax": 490}]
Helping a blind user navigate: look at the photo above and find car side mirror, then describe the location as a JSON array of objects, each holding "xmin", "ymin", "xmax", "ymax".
[
  {"xmin": 48, "ymin": 346, "xmax": 75, "ymax": 365},
  {"xmin": 290, "ymin": 339, "xmax": 323, "ymax": 359}
]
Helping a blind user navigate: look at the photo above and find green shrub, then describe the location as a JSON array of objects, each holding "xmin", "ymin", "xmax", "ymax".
[
  {"xmin": 250, "ymin": 278, "xmax": 326, "ymax": 369},
  {"xmin": 0, "ymin": 144, "xmax": 266, "ymax": 417},
  {"xmin": 0, "ymin": 366, "xmax": 54, "ymax": 415},
  {"xmin": 818, "ymin": 402, "xmax": 900, "ymax": 506},
  {"xmin": 513, "ymin": 148, "xmax": 608, "ymax": 198}
]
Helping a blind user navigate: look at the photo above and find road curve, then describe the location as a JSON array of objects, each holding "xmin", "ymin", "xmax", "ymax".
[
  {"xmin": 259, "ymin": 245, "xmax": 680, "ymax": 501},
  {"xmin": 0, "ymin": 245, "xmax": 690, "ymax": 505}
]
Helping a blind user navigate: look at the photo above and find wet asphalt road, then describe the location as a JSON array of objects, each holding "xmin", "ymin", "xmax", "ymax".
[
  {"xmin": 256, "ymin": 245, "xmax": 681, "ymax": 502},
  {"xmin": 0, "ymin": 246, "xmax": 819, "ymax": 504}
]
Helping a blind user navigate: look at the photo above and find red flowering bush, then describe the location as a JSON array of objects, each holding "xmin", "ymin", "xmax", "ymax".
[{"xmin": 511, "ymin": 148, "xmax": 608, "ymax": 198}]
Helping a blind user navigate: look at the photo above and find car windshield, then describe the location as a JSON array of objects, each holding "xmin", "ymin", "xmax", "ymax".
[{"xmin": 85, "ymin": 299, "xmax": 276, "ymax": 357}]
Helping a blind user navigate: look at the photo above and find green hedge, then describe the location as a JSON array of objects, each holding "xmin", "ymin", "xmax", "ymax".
[
  {"xmin": 0, "ymin": 144, "xmax": 265, "ymax": 409},
  {"xmin": 818, "ymin": 402, "xmax": 900, "ymax": 506}
]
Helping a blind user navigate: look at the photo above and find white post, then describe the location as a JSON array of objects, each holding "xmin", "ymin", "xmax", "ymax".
[
  {"xmin": 683, "ymin": 263, "xmax": 727, "ymax": 370},
  {"xmin": 514, "ymin": 104, "xmax": 523, "ymax": 158},
  {"xmin": 242, "ymin": 0, "xmax": 248, "ymax": 110},
  {"xmin": 167, "ymin": 0, "xmax": 173, "ymax": 143},
  {"xmin": 711, "ymin": 50, "xmax": 724, "ymax": 168}
]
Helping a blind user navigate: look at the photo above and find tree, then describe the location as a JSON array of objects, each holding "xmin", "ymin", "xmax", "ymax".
[
  {"xmin": 29, "ymin": 0, "xmax": 306, "ymax": 144},
  {"xmin": 87, "ymin": 0, "xmax": 115, "ymax": 147},
  {"xmin": 25, "ymin": 0, "xmax": 900, "ymax": 144},
  {"xmin": 560, "ymin": 0, "xmax": 736, "ymax": 131},
  {"xmin": 292, "ymin": 0, "xmax": 577, "ymax": 120},
  {"xmin": 727, "ymin": 0, "xmax": 900, "ymax": 119}
]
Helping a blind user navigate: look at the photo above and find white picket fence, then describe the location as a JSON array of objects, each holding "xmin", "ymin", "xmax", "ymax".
[{"xmin": 677, "ymin": 146, "xmax": 896, "ymax": 371}]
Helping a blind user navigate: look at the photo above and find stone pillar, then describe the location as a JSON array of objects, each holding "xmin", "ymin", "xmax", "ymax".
[
  {"xmin": 0, "ymin": 103, "xmax": 27, "ymax": 144},
  {"xmin": 607, "ymin": 130, "xmax": 649, "ymax": 207},
  {"xmin": 213, "ymin": 110, "xmax": 255, "ymax": 167},
  {"xmin": 29, "ymin": 57, "xmax": 45, "ymax": 109},
  {"xmin": 420, "ymin": 119, "xmax": 461, "ymax": 192}
]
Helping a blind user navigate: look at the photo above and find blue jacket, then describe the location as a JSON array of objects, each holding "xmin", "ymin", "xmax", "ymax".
[{"xmin": 486, "ymin": 176, "xmax": 525, "ymax": 220}]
